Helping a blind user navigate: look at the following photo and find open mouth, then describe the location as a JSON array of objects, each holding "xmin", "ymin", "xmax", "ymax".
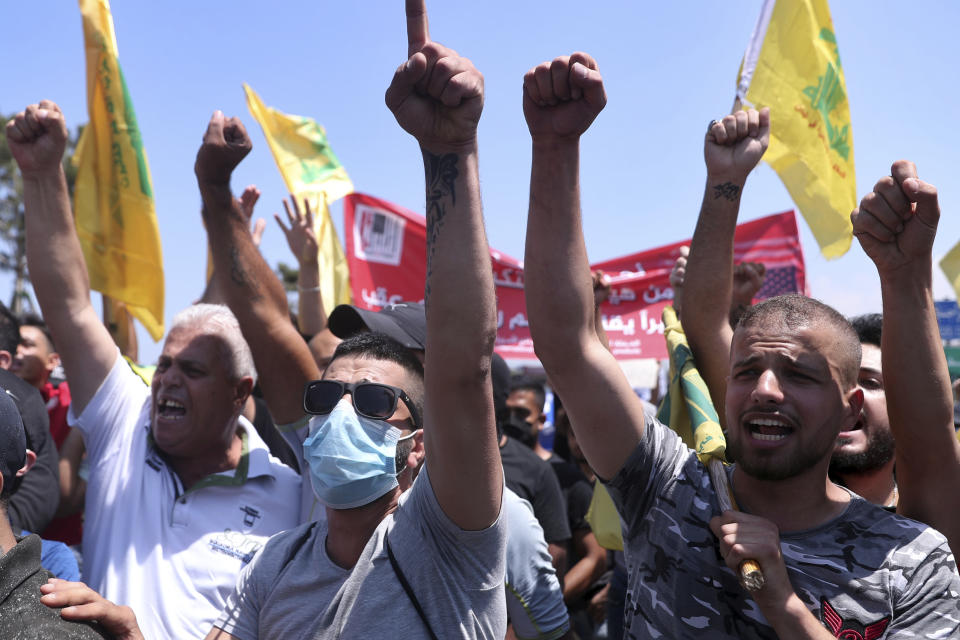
[
  {"xmin": 157, "ymin": 399, "xmax": 187, "ymax": 419},
  {"xmin": 837, "ymin": 417, "xmax": 865, "ymax": 445},
  {"xmin": 745, "ymin": 417, "xmax": 794, "ymax": 442}
]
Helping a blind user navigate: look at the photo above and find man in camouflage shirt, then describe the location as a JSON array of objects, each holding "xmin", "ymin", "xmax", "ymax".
[{"xmin": 521, "ymin": 53, "xmax": 960, "ymax": 638}]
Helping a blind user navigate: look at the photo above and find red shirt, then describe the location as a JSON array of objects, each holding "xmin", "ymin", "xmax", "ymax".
[{"xmin": 40, "ymin": 381, "xmax": 82, "ymax": 546}]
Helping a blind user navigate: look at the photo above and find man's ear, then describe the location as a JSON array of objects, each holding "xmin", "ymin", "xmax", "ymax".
[
  {"xmin": 0, "ymin": 350, "xmax": 11, "ymax": 370},
  {"xmin": 407, "ymin": 429, "xmax": 426, "ymax": 471},
  {"xmin": 234, "ymin": 376, "xmax": 255, "ymax": 409},
  {"xmin": 843, "ymin": 387, "xmax": 865, "ymax": 430},
  {"xmin": 16, "ymin": 450, "xmax": 37, "ymax": 478},
  {"xmin": 47, "ymin": 351, "xmax": 61, "ymax": 373}
]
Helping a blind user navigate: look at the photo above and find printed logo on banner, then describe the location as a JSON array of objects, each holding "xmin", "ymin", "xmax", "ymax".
[{"xmin": 354, "ymin": 204, "xmax": 406, "ymax": 266}]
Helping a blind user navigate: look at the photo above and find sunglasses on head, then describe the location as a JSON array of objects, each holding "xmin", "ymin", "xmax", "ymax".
[{"xmin": 303, "ymin": 380, "xmax": 422, "ymax": 429}]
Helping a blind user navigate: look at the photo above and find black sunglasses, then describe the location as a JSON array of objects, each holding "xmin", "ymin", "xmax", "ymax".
[{"xmin": 303, "ymin": 380, "xmax": 422, "ymax": 429}]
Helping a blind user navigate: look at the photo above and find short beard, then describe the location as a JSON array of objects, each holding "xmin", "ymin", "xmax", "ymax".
[
  {"xmin": 727, "ymin": 436, "xmax": 832, "ymax": 482},
  {"xmin": 829, "ymin": 429, "xmax": 895, "ymax": 476}
]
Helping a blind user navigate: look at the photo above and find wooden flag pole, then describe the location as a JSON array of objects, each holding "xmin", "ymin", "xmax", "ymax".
[{"xmin": 708, "ymin": 458, "xmax": 765, "ymax": 592}]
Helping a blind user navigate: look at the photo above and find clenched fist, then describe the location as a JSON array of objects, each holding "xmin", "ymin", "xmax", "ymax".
[
  {"xmin": 5, "ymin": 100, "xmax": 69, "ymax": 179},
  {"xmin": 194, "ymin": 110, "xmax": 252, "ymax": 186}
]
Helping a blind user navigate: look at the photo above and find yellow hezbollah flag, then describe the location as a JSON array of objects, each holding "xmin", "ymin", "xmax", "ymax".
[
  {"xmin": 243, "ymin": 84, "xmax": 353, "ymax": 310},
  {"xmin": 736, "ymin": 0, "xmax": 855, "ymax": 259},
  {"xmin": 73, "ymin": 0, "xmax": 164, "ymax": 340},
  {"xmin": 586, "ymin": 306, "xmax": 729, "ymax": 551},
  {"xmin": 940, "ymin": 242, "xmax": 960, "ymax": 303}
]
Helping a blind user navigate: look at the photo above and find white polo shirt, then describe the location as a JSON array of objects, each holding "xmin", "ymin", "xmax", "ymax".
[{"xmin": 70, "ymin": 353, "xmax": 302, "ymax": 640}]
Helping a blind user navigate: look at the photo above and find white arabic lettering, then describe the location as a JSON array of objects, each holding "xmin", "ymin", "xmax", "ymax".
[
  {"xmin": 360, "ymin": 287, "xmax": 404, "ymax": 309},
  {"xmin": 508, "ymin": 312, "xmax": 529, "ymax": 331}
]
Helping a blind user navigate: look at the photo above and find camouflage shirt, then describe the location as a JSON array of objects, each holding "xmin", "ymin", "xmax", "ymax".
[{"xmin": 606, "ymin": 414, "xmax": 960, "ymax": 639}]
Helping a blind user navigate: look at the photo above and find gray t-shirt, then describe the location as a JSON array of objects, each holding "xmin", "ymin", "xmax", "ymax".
[
  {"xmin": 503, "ymin": 488, "xmax": 569, "ymax": 640},
  {"xmin": 215, "ymin": 463, "xmax": 506, "ymax": 639},
  {"xmin": 606, "ymin": 414, "xmax": 960, "ymax": 639}
]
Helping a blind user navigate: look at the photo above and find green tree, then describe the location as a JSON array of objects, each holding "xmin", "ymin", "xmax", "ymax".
[{"xmin": 0, "ymin": 114, "xmax": 81, "ymax": 314}]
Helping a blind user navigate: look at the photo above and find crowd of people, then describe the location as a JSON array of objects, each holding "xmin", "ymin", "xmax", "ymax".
[{"xmin": 1, "ymin": 1, "xmax": 958, "ymax": 638}]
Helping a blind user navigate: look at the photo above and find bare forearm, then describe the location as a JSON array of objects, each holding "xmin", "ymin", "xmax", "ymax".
[
  {"xmin": 201, "ymin": 182, "xmax": 319, "ymax": 423},
  {"xmin": 880, "ymin": 265, "xmax": 960, "ymax": 519},
  {"xmin": 422, "ymin": 145, "xmax": 496, "ymax": 367},
  {"xmin": 202, "ymin": 185, "xmax": 289, "ymax": 317},
  {"xmin": 296, "ymin": 256, "xmax": 326, "ymax": 336},
  {"xmin": 682, "ymin": 177, "xmax": 744, "ymax": 419},
  {"xmin": 525, "ymin": 139, "xmax": 595, "ymax": 360},
  {"xmin": 762, "ymin": 594, "xmax": 835, "ymax": 640},
  {"xmin": 421, "ymin": 142, "xmax": 500, "ymax": 531},
  {"xmin": 23, "ymin": 170, "xmax": 93, "ymax": 328},
  {"xmin": 563, "ymin": 536, "xmax": 606, "ymax": 603}
]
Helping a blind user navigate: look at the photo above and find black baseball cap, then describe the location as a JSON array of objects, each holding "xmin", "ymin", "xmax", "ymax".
[
  {"xmin": 327, "ymin": 302, "xmax": 426, "ymax": 351},
  {"xmin": 0, "ymin": 389, "xmax": 26, "ymax": 497}
]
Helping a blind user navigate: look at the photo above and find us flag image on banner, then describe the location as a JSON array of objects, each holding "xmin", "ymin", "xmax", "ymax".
[{"xmin": 757, "ymin": 267, "xmax": 799, "ymax": 298}]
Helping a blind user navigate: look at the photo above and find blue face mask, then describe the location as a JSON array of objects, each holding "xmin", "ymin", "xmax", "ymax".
[{"xmin": 303, "ymin": 399, "xmax": 411, "ymax": 509}]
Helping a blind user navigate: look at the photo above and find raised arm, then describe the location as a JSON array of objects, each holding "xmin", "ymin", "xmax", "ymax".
[
  {"xmin": 384, "ymin": 0, "xmax": 499, "ymax": 530},
  {"xmin": 6, "ymin": 102, "xmax": 116, "ymax": 413},
  {"xmin": 851, "ymin": 160, "xmax": 960, "ymax": 552},
  {"xmin": 681, "ymin": 109, "xmax": 769, "ymax": 423},
  {"xmin": 274, "ymin": 196, "xmax": 326, "ymax": 337},
  {"xmin": 522, "ymin": 53, "xmax": 644, "ymax": 481},
  {"xmin": 196, "ymin": 112, "xmax": 320, "ymax": 425}
]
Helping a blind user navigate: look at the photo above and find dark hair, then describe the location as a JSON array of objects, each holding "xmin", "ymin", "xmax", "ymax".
[
  {"xmin": 737, "ymin": 294, "xmax": 861, "ymax": 388},
  {"xmin": 19, "ymin": 313, "xmax": 56, "ymax": 351},
  {"xmin": 0, "ymin": 303, "xmax": 20, "ymax": 355},
  {"xmin": 328, "ymin": 332, "xmax": 425, "ymax": 422},
  {"xmin": 509, "ymin": 377, "xmax": 546, "ymax": 413},
  {"xmin": 849, "ymin": 313, "xmax": 882, "ymax": 348}
]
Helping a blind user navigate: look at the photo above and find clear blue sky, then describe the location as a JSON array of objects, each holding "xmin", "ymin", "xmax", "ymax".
[{"xmin": 3, "ymin": 1, "xmax": 959, "ymax": 364}]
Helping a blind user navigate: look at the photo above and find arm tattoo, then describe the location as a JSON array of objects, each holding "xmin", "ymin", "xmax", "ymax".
[
  {"xmin": 229, "ymin": 245, "xmax": 263, "ymax": 301},
  {"xmin": 712, "ymin": 182, "xmax": 741, "ymax": 202},
  {"xmin": 423, "ymin": 152, "xmax": 459, "ymax": 304}
]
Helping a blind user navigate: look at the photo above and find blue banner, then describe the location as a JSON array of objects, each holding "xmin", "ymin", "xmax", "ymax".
[{"xmin": 936, "ymin": 300, "xmax": 960, "ymax": 341}]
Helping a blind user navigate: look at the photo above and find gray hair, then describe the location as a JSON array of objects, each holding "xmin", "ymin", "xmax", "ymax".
[{"xmin": 168, "ymin": 304, "xmax": 257, "ymax": 384}]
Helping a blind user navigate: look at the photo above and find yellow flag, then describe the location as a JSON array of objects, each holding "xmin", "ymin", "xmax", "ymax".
[
  {"xmin": 243, "ymin": 84, "xmax": 353, "ymax": 310},
  {"xmin": 73, "ymin": 0, "xmax": 164, "ymax": 340},
  {"xmin": 940, "ymin": 242, "xmax": 960, "ymax": 302},
  {"xmin": 736, "ymin": 0, "xmax": 855, "ymax": 259}
]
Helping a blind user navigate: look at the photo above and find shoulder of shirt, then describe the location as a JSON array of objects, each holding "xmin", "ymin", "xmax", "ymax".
[
  {"xmin": 832, "ymin": 494, "xmax": 951, "ymax": 551},
  {"xmin": 239, "ymin": 416, "xmax": 302, "ymax": 485}
]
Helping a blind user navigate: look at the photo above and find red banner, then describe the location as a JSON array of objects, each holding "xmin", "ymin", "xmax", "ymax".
[{"xmin": 344, "ymin": 194, "xmax": 806, "ymax": 362}]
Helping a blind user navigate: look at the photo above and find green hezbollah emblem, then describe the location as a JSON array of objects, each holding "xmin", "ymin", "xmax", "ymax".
[
  {"xmin": 802, "ymin": 28, "xmax": 850, "ymax": 161},
  {"xmin": 297, "ymin": 118, "xmax": 342, "ymax": 185}
]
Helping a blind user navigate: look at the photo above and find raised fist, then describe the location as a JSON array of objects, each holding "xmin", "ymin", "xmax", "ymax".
[
  {"xmin": 523, "ymin": 53, "xmax": 606, "ymax": 141},
  {"xmin": 194, "ymin": 111, "xmax": 252, "ymax": 185},
  {"xmin": 592, "ymin": 270, "xmax": 611, "ymax": 308},
  {"xmin": 704, "ymin": 108, "xmax": 770, "ymax": 183},
  {"xmin": 385, "ymin": 0, "xmax": 483, "ymax": 151},
  {"xmin": 852, "ymin": 160, "xmax": 939, "ymax": 276},
  {"xmin": 5, "ymin": 101, "xmax": 69, "ymax": 179},
  {"xmin": 732, "ymin": 262, "xmax": 766, "ymax": 307}
]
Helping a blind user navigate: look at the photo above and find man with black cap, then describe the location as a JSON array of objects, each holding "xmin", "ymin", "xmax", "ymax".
[
  {"xmin": 330, "ymin": 299, "xmax": 572, "ymax": 579},
  {"xmin": 328, "ymin": 302, "xmax": 427, "ymax": 361}
]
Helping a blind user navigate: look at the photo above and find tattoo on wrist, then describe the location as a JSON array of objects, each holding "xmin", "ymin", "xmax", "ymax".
[
  {"xmin": 423, "ymin": 152, "xmax": 459, "ymax": 304},
  {"xmin": 712, "ymin": 182, "xmax": 741, "ymax": 202}
]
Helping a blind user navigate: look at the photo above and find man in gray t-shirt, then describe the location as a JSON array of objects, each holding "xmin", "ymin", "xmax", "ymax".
[
  {"xmin": 215, "ymin": 462, "xmax": 504, "ymax": 639},
  {"xmin": 203, "ymin": 3, "xmax": 506, "ymax": 639}
]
